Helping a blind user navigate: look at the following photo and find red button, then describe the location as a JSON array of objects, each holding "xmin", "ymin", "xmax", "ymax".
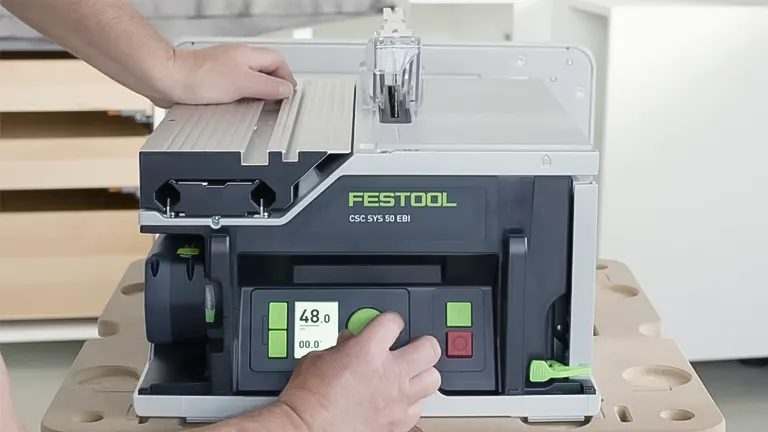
[{"xmin": 446, "ymin": 331, "xmax": 473, "ymax": 358}]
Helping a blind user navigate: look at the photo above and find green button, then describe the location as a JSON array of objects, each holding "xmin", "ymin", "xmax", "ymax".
[
  {"xmin": 268, "ymin": 302, "xmax": 288, "ymax": 330},
  {"xmin": 446, "ymin": 302, "xmax": 472, "ymax": 328},
  {"xmin": 268, "ymin": 330, "xmax": 287, "ymax": 358},
  {"xmin": 347, "ymin": 308, "xmax": 380, "ymax": 335}
]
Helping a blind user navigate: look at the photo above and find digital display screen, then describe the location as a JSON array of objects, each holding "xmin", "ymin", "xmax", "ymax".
[{"xmin": 293, "ymin": 301, "xmax": 339, "ymax": 359}]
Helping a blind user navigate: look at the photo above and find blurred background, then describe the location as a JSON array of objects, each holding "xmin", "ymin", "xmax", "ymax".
[{"xmin": 1, "ymin": 0, "xmax": 767, "ymax": 430}]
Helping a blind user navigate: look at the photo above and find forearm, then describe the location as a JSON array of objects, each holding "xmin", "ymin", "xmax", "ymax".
[
  {"xmin": 201, "ymin": 402, "xmax": 310, "ymax": 432},
  {"xmin": 0, "ymin": 352, "xmax": 27, "ymax": 432},
  {"xmin": 1, "ymin": 0, "xmax": 175, "ymax": 102}
]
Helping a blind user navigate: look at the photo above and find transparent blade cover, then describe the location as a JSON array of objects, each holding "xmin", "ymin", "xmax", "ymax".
[{"xmin": 359, "ymin": 7, "xmax": 423, "ymax": 123}]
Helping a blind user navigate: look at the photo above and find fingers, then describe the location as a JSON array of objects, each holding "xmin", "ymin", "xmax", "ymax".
[
  {"xmin": 409, "ymin": 367, "xmax": 441, "ymax": 403},
  {"xmin": 400, "ymin": 401, "xmax": 423, "ymax": 431},
  {"xmin": 393, "ymin": 335, "xmax": 442, "ymax": 377},
  {"xmin": 241, "ymin": 71, "xmax": 295, "ymax": 100},
  {"xmin": 336, "ymin": 329, "xmax": 354, "ymax": 345},
  {"xmin": 256, "ymin": 59, "xmax": 297, "ymax": 87},
  {"xmin": 356, "ymin": 312, "xmax": 404, "ymax": 350},
  {"xmin": 242, "ymin": 47, "xmax": 297, "ymax": 86},
  {"xmin": 319, "ymin": 329, "xmax": 353, "ymax": 354}
]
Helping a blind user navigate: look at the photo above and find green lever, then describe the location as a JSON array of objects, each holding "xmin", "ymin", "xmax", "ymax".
[
  {"xmin": 204, "ymin": 284, "xmax": 216, "ymax": 324},
  {"xmin": 529, "ymin": 360, "xmax": 591, "ymax": 383}
]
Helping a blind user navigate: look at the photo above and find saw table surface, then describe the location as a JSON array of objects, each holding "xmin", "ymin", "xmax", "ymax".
[{"xmin": 41, "ymin": 260, "xmax": 725, "ymax": 432}]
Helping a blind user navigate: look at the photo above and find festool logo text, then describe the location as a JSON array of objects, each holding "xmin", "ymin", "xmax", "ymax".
[{"xmin": 348, "ymin": 192, "xmax": 457, "ymax": 207}]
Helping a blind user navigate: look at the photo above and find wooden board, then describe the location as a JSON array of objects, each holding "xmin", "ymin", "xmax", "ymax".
[
  {"xmin": 41, "ymin": 260, "xmax": 726, "ymax": 432},
  {"xmin": 0, "ymin": 189, "xmax": 154, "ymax": 321},
  {"xmin": 0, "ymin": 112, "xmax": 149, "ymax": 190}
]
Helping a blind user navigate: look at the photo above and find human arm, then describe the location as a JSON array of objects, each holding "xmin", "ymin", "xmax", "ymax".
[
  {"xmin": 0, "ymin": 351, "xmax": 27, "ymax": 432},
  {"xmin": 198, "ymin": 402, "xmax": 308, "ymax": 432},
  {"xmin": 0, "ymin": 0, "xmax": 296, "ymax": 107},
  {"xmin": 0, "ymin": 0, "xmax": 175, "ymax": 105},
  {"xmin": 202, "ymin": 315, "xmax": 441, "ymax": 432},
  {"xmin": 278, "ymin": 315, "xmax": 441, "ymax": 432}
]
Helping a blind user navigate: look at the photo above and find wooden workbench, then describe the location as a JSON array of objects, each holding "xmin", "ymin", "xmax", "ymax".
[{"xmin": 41, "ymin": 260, "xmax": 725, "ymax": 431}]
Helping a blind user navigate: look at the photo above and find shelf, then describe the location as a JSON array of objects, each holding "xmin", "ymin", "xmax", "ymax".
[
  {"xmin": 0, "ymin": 189, "xmax": 154, "ymax": 322},
  {"xmin": 0, "ymin": 319, "xmax": 98, "ymax": 344},
  {"xmin": 0, "ymin": 57, "xmax": 152, "ymax": 113},
  {"xmin": 0, "ymin": 112, "xmax": 149, "ymax": 190}
]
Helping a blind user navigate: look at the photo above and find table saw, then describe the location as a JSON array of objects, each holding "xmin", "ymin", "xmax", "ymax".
[{"xmin": 133, "ymin": 7, "xmax": 601, "ymax": 423}]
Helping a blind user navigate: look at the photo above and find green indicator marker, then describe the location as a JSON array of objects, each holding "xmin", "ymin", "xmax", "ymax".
[
  {"xmin": 529, "ymin": 360, "xmax": 591, "ymax": 383},
  {"xmin": 205, "ymin": 284, "xmax": 216, "ymax": 324},
  {"xmin": 177, "ymin": 247, "xmax": 200, "ymax": 256}
]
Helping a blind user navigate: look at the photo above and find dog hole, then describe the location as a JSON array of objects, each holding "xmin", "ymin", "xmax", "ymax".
[
  {"xmin": 73, "ymin": 366, "xmax": 140, "ymax": 392},
  {"xmin": 622, "ymin": 366, "xmax": 692, "ymax": 390},
  {"xmin": 603, "ymin": 284, "xmax": 639, "ymax": 300},
  {"xmin": 97, "ymin": 320, "xmax": 119, "ymax": 337},
  {"xmin": 120, "ymin": 283, "xmax": 143, "ymax": 296},
  {"xmin": 639, "ymin": 322, "xmax": 662, "ymax": 337},
  {"xmin": 74, "ymin": 412, "xmax": 103, "ymax": 423},
  {"xmin": 660, "ymin": 409, "xmax": 695, "ymax": 421},
  {"xmin": 615, "ymin": 406, "xmax": 633, "ymax": 423}
]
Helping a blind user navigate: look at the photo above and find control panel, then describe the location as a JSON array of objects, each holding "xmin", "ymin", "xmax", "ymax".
[
  {"xmin": 245, "ymin": 288, "xmax": 411, "ymax": 372},
  {"xmin": 236, "ymin": 286, "xmax": 496, "ymax": 394}
]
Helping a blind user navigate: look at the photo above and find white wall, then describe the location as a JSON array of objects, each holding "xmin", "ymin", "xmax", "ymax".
[
  {"xmin": 547, "ymin": 1, "xmax": 768, "ymax": 361},
  {"xmin": 267, "ymin": 1, "xmax": 768, "ymax": 361}
]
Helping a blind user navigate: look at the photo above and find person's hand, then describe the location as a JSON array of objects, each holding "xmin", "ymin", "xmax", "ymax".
[
  {"xmin": 278, "ymin": 312, "xmax": 442, "ymax": 432},
  {"xmin": 155, "ymin": 44, "xmax": 297, "ymax": 108}
]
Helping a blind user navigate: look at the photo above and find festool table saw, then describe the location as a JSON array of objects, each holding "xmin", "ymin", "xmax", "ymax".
[{"xmin": 133, "ymin": 8, "xmax": 601, "ymax": 423}]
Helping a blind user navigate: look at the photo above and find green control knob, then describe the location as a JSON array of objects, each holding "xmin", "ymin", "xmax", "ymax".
[{"xmin": 347, "ymin": 308, "xmax": 380, "ymax": 335}]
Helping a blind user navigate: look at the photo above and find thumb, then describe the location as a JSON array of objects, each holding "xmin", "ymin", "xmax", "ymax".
[
  {"xmin": 337, "ymin": 329, "xmax": 354, "ymax": 345},
  {"xmin": 243, "ymin": 72, "xmax": 294, "ymax": 100}
]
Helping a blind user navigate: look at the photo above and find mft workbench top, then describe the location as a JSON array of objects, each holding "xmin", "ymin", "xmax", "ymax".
[{"xmin": 41, "ymin": 260, "xmax": 725, "ymax": 431}]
